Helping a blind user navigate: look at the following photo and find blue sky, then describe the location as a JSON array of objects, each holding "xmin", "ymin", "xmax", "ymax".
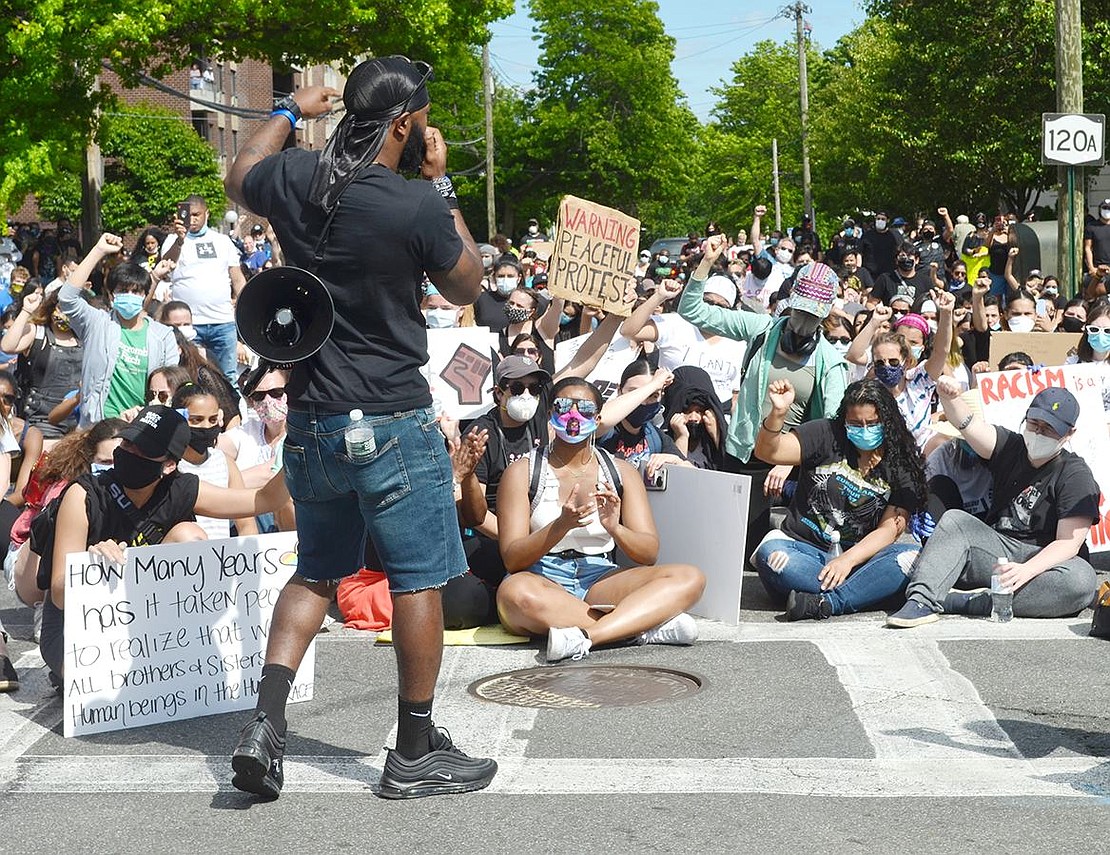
[{"xmin": 488, "ymin": 0, "xmax": 866, "ymax": 120}]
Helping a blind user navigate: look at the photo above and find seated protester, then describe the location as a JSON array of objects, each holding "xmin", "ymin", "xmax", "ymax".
[
  {"xmin": 420, "ymin": 283, "xmax": 464, "ymax": 329},
  {"xmin": 752, "ymin": 379, "xmax": 924, "ymax": 621},
  {"xmin": 37, "ymin": 405, "xmax": 290, "ymax": 681},
  {"xmin": 925, "ymin": 412, "xmax": 993, "ymax": 521},
  {"xmin": 119, "ymin": 364, "xmax": 193, "ymax": 421},
  {"xmin": 1066, "ymin": 296, "xmax": 1110, "ymax": 414},
  {"xmin": 1058, "ymin": 298, "xmax": 1087, "ymax": 334},
  {"xmin": 888, "ymin": 381, "xmax": 1098, "ymax": 627},
  {"xmin": 661, "ymin": 365, "xmax": 726, "ymax": 470},
  {"xmin": 172, "ymin": 383, "xmax": 258, "ymax": 540},
  {"xmin": 59, "ymin": 233, "xmax": 180, "ymax": 427},
  {"xmin": 597, "ymin": 361, "xmax": 689, "ymax": 478},
  {"xmin": 495, "ymin": 377, "xmax": 705, "ymax": 662},
  {"xmin": 497, "ymin": 285, "xmax": 562, "ymax": 376}
]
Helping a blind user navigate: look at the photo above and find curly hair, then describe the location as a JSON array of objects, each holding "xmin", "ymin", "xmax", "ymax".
[
  {"xmin": 36, "ymin": 418, "xmax": 127, "ymax": 484},
  {"xmin": 835, "ymin": 379, "xmax": 927, "ymax": 511}
]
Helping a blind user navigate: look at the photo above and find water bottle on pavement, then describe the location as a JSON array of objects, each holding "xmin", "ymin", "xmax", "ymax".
[
  {"xmin": 344, "ymin": 409, "xmax": 376, "ymax": 461},
  {"xmin": 990, "ymin": 559, "xmax": 1014, "ymax": 623},
  {"xmin": 826, "ymin": 529, "xmax": 842, "ymax": 560}
]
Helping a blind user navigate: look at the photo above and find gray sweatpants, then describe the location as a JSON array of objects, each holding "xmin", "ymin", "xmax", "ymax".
[{"xmin": 906, "ymin": 509, "xmax": 1097, "ymax": 617}]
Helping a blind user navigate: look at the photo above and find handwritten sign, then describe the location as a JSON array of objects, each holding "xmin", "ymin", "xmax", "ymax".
[
  {"xmin": 976, "ymin": 364, "xmax": 1110, "ymax": 552},
  {"xmin": 422, "ymin": 327, "xmax": 500, "ymax": 420},
  {"xmin": 547, "ymin": 195, "xmax": 639, "ymax": 317},
  {"xmin": 987, "ymin": 331, "xmax": 1081, "ymax": 370},
  {"xmin": 63, "ymin": 532, "xmax": 313, "ymax": 737}
]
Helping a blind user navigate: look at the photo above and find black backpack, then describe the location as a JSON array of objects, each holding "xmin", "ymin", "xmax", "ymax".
[{"xmin": 527, "ymin": 445, "xmax": 623, "ymax": 511}]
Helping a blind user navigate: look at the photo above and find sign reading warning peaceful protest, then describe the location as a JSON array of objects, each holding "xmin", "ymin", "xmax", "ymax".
[
  {"xmin": 547, "ymin": 195, "xmax": 639, "ymax": 316},
  {"xmin": 63, "ymin": 532, "xmax": 313, "ymax": 737},
  {"xmin": 976, "ymin": 364, "xmax": 1110, "ymax": 552}
]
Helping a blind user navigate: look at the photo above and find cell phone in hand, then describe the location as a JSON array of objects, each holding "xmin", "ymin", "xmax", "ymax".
[
  {"xmin": 642, "ymin": 466, "xmax": 667, "ymax": 491},
  {"xmin": 1035, "ymin": 298, "xmax": 1049, "ymax": 316},
  {"xmin": 177, "ymin": 202, "xmax": 190, "ymax": 223}
]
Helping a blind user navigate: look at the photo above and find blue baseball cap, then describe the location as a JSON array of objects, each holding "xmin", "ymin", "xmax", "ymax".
[{"xmin": 1026, "ymin": 387, "xmax": 1080, "ymax": 436}]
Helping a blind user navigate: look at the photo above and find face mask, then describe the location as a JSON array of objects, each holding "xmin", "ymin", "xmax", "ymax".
[
  {"xmin": 188, "ymin": 425, "xmax": 221, "ymax": 453},
  {"xmin": 910, "ymin": 344, "xmax": 925, "ymax": 360},
  {"xmin": 920, "ymin": 230, "xmax": 935, "ymax": 241},
  {"xmin": 1044, "ymin": 286, "xmax": 1058, "ymax": 297},
  {"xmin": 113, "ymin": 292, "xmax": 144, "ymax": 320},
  {"xmin": 559, "ymin": 312, "xmax": 575, "ymax": 327},
  {"xmin": 925, "ymin": 319, "xmax": 938, "ymax": 334},
  {"xmin": 626, "ymin": 401, "xmax": 661, "ymax": 428},
  {"xmin": 874, "ymin": 362, "xmax": 905, "ymax": 387},
  {"xmin": 528, "ymin": 225, "xmax": 539, "ymax": 235},
  {"xmin": 1007, "ymin": 315, "xmax": 1035, "ymax": 333},
  {"xmin": 1101, "ymin": 207, "xmax": 1110, "ymax": 220},
  {"xmin": 1022, "ymin": 428, "xmax": 1063, "ymax": 462},
  {"xmin": 253, "ymin": 394, "xmax": 288, "ymax": 425},
  {"xmin": 896, "ymin": 257, "xmax": 915, "ymax": 272},
  {"xmin": 495, "ymin": 277, "xmax": 517, "ymax": 295},
  {"xmin": 481, "ymin": 255, "xmax": 493, "ymax": 270},
  {"xmin": 874, "ymin": 219, "xmax": 887, "ymax": 231},
  {"xmin": 424, "ymin": 308, "xmax": 458, "ymax": 329},
  {"xmin": 176, "ymin": 324, "xmax": 197, "ymax": 341},
  {"xmin": 775, "ymin": 249, "xmax": 793, "ymax": 265},
  {"xmin": 1062, "ymin": 315, "xmax": 1085, "ymax": 333},
  {"xmin": 989, "ymin": 322, "xmax": 1002, "ymax": 331},
  {"xmin": 505, "ymin": 305, "xmax": 531, "ymax": 324},
  {"xmin": 112, "ymin": 447, "xmax": 165, "ymax": 489},
  {"xmin": 550, "ymin": 410, "xmax": 598, "ymax": 444},
  {"xmin": 780, "ymin": 326, "xmax": 818, "ymax": 356},
  {"xmin": 505, "ymin": 392, "xmax": 539, "ymax": 422},
  {"xmin": 846, "ymin": 424, "xmax": 884, "ymax": 451},
  {"xmin": 1087, "ymin": 330, "xmax": 1110, "ymax": 352},
  {"xmin": 830, "ymin": 339, "xmax": 851, "ymax": 356},
  {"xmin": 91, "ymin": 462, "xmax": 113, "ymax": 475},
  {"xmin": 788, "ymin": 312, "xmax": 821, "ymax": 338}
]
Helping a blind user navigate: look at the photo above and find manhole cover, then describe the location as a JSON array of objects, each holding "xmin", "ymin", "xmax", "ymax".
[{"xmin": 468, "ymin": 665, "xmax": 704, "ymax": 709}]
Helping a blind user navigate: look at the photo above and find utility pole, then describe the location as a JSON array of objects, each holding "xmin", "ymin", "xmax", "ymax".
[
  {"xmin": 1055, "ymin": 0, "xmax": 1084, "ymax": 297},
  {"xmin": 482, "ymin": 41, "xmax": 496, "ymax": 241},
  {"xmin": 772, "ymin": 138, "xmax": 782, "ymax": 231},
  {"xmin": 784, "ymin": 2, "xmax": 813, "ymax": 221}
]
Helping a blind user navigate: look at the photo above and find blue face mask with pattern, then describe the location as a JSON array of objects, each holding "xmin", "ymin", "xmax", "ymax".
[{"xmin": 846, "ymin": 423, "xmax": 884, "ymax": 451}]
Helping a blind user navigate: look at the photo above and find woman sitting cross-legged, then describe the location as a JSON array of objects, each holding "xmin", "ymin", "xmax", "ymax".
[
  {"xmin": 752, "ymin": 378, "xmax": 926, "ymax": 620},
  {"xmin": 495, "ymin": 376, "xmax": 705, "ymax": 662}
]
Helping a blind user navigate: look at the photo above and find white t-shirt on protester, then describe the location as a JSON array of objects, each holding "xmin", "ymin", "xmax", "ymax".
[
  {"xmin": 652, "ymin": 313, "xmax": 747, "ymax": 405},
  {"xmin": 163, "ymin": 230, "xmax": 238, "ymax": 324}
]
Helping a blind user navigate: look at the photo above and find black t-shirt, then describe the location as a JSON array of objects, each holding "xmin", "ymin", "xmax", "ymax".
[
  {"xmin": 987, "ymin": 237, "xmax": 1011, "ymax": 275},
  {"xmin": 783, "ymin": 419, "xmax": 920, "ymax": 549},
  {"xmin": 599, "ymin": 421, "xmax": 681, "ymax": 469},
  {"xmin": 985, "ymin": 426, "xmax": 1099, "ymax": 552},
  {"xmin": 1085, "ymin": 221, "xmax": 1110, "ymax": 267},
  {"xmin": 471, "ymin": 409, "xmax": 546, "ymax": 511},
  {"xmin": 871, "ymin": 268, "xmax": 932, "ymax": 305},
  {"xmin": 840, "ymin": 267, "xmax": 874, "ymax": 294},
  {"xmin": 242, "ymin": 149, "xmax": 463, "ymax": 412},
  {"xmin": 860, "ymin": 229, "xmax": 898, "ymax": 277},
  {"xmin": 475, "ymin": 290, "xmax": 510, "ymax": 332}
]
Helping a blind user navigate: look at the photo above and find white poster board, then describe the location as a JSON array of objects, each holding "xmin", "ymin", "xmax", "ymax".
[
  {"xmin": 976, "ymin": 364, "xmax": 1110, "ymax": 552},
  {"xmin": 63, "ymin": 531, "xmax": 313, "ymax": 737},
  {"xmin": 623, "ymin": 466, "xmax": 752, "ymax": 625},
  {"xmin": 423, "ymin": 327, "xmax": 500, "ymax": 420},
  {"xmin": 554, "ymin": 333, "xmax": 639, "ymax": 401}
]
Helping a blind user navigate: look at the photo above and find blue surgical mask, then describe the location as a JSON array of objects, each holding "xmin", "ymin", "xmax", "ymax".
[
  {"xmin": 113, "ymin": 292, "xmax": 144, "ymax": 319},
  {"xmin": 559, "ymin": 312, "xmax": 575, "ymax": 327},
  {"xmin": 910, "ymin": 344, "xmax": 924, "ymax": 361},
  {"xmin": 1088, "ymin": 330, "xmax": 1110, "ymax": 353},
  {"xmin": 846, "ymin": 424, "xmax": 884, "ymax": 451}
]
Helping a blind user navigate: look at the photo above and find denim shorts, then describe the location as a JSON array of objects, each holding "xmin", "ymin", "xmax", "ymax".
[
  {"xmin": 530, "ymin": 553, "xmax": 619, "ymax": 600},
  {"xmin": 282, "ymin": 405, "xmax": 466, "ymax": 593}
]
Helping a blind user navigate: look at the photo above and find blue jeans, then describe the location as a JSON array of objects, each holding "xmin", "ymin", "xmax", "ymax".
[
  {"xmin": 192, "ymin": 321, "xmax": 239, "ymax": 386},
  {"xmin": 754, "ymin": 536, "xmax": 920, "ymax": 615},
  {"xmin": 282, "ymin": 405, "xmax": 466, "ymax": 593},
  {"xmin": 530, "ymin": 554, "xmax": 619, "ymax": 600}
]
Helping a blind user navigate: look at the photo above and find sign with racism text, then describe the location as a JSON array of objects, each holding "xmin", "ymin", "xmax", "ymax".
[
  {"xmin": 547, "ymin": 196, "xmax": 639, "ymax": 317},
  {"xmin": 976, "ymin": 364, "xmax": 1110, "ymax": 552},
  {"xmin": 63, "ymin": 532, "xmax": 313, "ymax": 737}
]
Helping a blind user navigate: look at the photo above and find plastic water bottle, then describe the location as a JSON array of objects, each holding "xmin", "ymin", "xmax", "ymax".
[
  {"xmin": 344, "ymin": 409, "xmax": 375, "ymax": 461},
  {"xmin": 826, "ymin": 529, "xmax": 842, "ymax": 559},
  {"xmin": 990, "ymin": 560, "xmax": 1013, "ymax": 623}
]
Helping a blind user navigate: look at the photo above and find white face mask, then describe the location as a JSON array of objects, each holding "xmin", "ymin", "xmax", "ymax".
[
  {"xmin": 504, "ymin": 391, "xmax": 539, "ymax": 422},
  {"xmin": 1101, "ymin": 207, "xmax": 1110, "ymax": 220},
  {"xmin": 495, "ymin": 276, "xmax": 517, "ymax": 295},
  {"xmin": 830, "ymin": 340, "xmax": 851, "ymax": 356},
  {"xmin": 424, "ymin": 308, "xmax": 458, "ymax": 329},
  {"xmin": 874, "ymin": 219, "xmax": 888, "ymax": 231},
  {"xmin": 1007, "ymin": 315, "xmax": 1035, "ymax": 333},
  {"xmin": 926, "ymin": 319, "xmax": 938, "ymax": 334},
  {"xmin": 177, "ymin": 324, "xmax": 197, "ymax": 342},
  {"xmin": 1022, "ymin": 428, "xmax": 1063, "ymax": 462},
  {"xmin": 775, "ymin": 248, "xmax": 793, "ymax": 265}
]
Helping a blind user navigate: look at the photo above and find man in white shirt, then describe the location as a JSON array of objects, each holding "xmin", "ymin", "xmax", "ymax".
[{"xmin": 162, "ymin": 194, "xmax": 246, "ymax": 384}]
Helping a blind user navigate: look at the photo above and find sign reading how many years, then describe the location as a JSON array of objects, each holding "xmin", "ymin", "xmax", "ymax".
[
  {"xmin": 63, "ymin": 531, "xmax": 314, "ymax": 737},
  {"xmin": 546, "ymin": 195, "xmax": 639, "ymax": 317}
]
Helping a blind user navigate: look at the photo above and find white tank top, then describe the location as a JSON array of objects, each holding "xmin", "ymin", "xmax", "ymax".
[
  {"xmin": 178, "ymin": 448, "xmax": 231, "ymax": 541},
  {"xmin": 529, "ymin": 448, "xmax": 616, "ymax": 555}
]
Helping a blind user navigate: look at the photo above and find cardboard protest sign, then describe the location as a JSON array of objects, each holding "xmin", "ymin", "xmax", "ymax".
[
  {"xmin": 976, "ymin": 364, "xmax": 1110, "ymax": 552},
  {"xmin": 547, "ymin": 195, "xmax": 639, "ymax": 317},
  {"xmin": 987, "ymin": 331, "xmax": 1081, "ymax": 369},
  {"xmin": 524, "ymin": 240, "xmax": 555, "ymax": 261},
  {"xmin": 63, "ymin": 532, "xmax": 313, "ymax": 737},
  {"xmin": 554, "ymin": 332, "xmax": 639, "ymax": 401},
  {"xmin": 422, "ymin": 327, "xmax": 500, "ymax": 420}
]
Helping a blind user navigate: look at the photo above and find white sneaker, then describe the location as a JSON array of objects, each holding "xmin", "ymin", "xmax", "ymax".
[
  {"xmin": 546, "ymin": 627, "xmax": 592, "ymax": 663},
  {"xmin": 33, "ymin": 601, "xmax": 43, "ymax": 644},
  {"xmin": 640, "ymin": 613, "xmax": 698, "ymax": 646}
]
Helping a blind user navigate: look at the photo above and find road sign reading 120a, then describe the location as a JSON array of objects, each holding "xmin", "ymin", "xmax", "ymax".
[{"xmin": 1042, "ymin": 113, "xmax": 1105, "ymax": 167}]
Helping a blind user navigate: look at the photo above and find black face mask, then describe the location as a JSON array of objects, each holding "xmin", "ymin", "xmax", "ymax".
[
  {"xmin": 896, "ymin": 257, "xmax": 915, "ymax": 272},
  {"xmin": 780, "ymin": 325, "xmax": 819, "ymax": 357},
  {"xmin": 1061, "ymin": 315, "xmax": 1086, "ymax": 333},
  {"xmin": 188, "ymin": 425, "xmax": 221, "ymax": 453},
  {"xmin": 113, "ymin": 447, "xmax": 165, "ymax": 489}
]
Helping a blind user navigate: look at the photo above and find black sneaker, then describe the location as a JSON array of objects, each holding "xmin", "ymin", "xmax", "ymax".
[
  {"xmin": 231, "ymin": 712, "xmax": 286, "ymax": 799},
  {"xmin": 378, "ymin": 726, "xmax": 497, "ymax": 800},
  {"xmin": 0, "ymin": 656, "xmax": 18, "ymax": 693},
  {"xmin": 785, "ymin": 590, "xmax": 832, "ymax": 622}
]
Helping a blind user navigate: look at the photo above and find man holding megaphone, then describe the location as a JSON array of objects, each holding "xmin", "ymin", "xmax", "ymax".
[{"xmin": 224, "ymin": 55, "xmax": 491, "ymax": 800}]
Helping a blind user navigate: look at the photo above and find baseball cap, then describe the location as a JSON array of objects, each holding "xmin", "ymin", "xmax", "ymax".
[
  {"xmin": 1026, "ymin": 387, "xmax": 1080, "ymax": 436},
  {"xmin": 494, "ymin": 355, "xmax": 550, "ymax": 385},
  {"xmin": 787, "ymin": 262, "xmax": 838, "ymax": 319},
  {"xmin": 119, "ymin": 405, "xmax": 190, "ymax": 461},
  {"xmin": 703, "ymin": 275, "xmax": 737, "ymax": 307},
  {"xmin": 892, "ymin": 216, "xmax": 907, "ymax": 227},
  {"xmin": 639, "ymin": 249, "xmax": 651, "ymax": 260}
]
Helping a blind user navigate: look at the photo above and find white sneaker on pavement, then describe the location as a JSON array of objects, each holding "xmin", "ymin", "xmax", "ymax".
[
  {"xmin": 640, "ymin": 613, "xmax": 698, "ymax": 646},
  {"xmin": 546, "ymin": 626, "xmax": 592, "ymax": 663}
]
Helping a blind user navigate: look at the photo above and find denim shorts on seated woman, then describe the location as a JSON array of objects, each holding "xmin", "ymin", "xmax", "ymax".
[
  {"xmin": 282, "ymin": 405, "xmax": 466, "ymax": 593},
  {"xmin": 530, "ymin": 553, "xmax": 619, "ymax": 600}
]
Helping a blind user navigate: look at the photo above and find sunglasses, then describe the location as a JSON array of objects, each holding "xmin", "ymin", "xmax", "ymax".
[
  {"xmin": 1085, "ymin": 325, "xmax": 1110, "ymax": 336},
  {"xmin": 553, "ymin": 397, "xmax": 599, "ymax": 418},
  {"xmin": 825, "ymin": 336, "xmax": 851, "ymax": 345},
  {"xmin": 249, "ymin": 387, "xmax": 286, "ymax": 403},
  {"xmin": 514, "ymin": 348, "xmax": 540, "ymax": 357},
  {"xmin": 873, "ymin": 358, "xmax": 903, "ymax": 368},
  {"xmin": 504, "ymin": 380, "xmax": 542, "ymax": 397}
]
